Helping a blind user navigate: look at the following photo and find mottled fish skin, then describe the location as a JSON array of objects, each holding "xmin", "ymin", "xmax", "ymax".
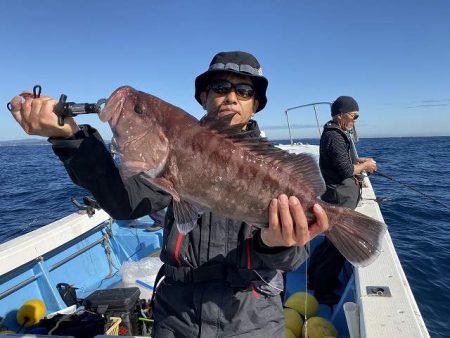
[
  {"xmin": 101, "ymin": 86, "xmax": 320, "ymax": 224},
  {"xmin": 100, "ymin": 86, "xmax": 387, "ymax": 267}
]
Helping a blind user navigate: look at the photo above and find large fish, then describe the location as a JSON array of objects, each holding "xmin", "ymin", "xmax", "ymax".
[{"xmin": 100, "ymin": 85, "xmax": 386, "ymax": 267}]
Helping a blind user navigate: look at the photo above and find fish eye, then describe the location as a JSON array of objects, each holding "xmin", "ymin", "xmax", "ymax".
[{"xmin": 134, "ymin": 103, "xmax": 144, "ymax": 115}]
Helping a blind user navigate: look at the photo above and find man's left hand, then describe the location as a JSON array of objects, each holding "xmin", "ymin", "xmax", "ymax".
[{"xmin": 261, "ymin": 194, "xmax": 329, "ymax": 247}]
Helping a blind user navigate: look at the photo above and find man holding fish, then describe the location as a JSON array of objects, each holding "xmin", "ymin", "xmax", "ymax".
[{"xmin": 9, "ymin": 51, "xmax": 384, "ymax": 337}]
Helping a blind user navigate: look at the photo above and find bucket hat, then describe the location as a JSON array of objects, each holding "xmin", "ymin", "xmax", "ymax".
[{"xmin": 195, "ymin": 51, "xmax": 268, "ymax": 112}]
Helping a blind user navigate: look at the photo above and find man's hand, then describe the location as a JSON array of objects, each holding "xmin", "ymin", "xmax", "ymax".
[
  {"xmin": 354, "ymin": 157, "xmax": 377, "ymax": 175},
  {"xmin": 361, "ymin": 158, "xmax": 377, "ymax": 173},
  {"xmin": 261, "ymin": 194, "xmax": 329, "ymax": 247},
  {"xmin": 9, "ymin": 92, "xmax": 80, "ymax": 138}
]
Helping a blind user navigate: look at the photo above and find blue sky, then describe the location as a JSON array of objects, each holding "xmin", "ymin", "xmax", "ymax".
[{"xmin": 1, "ymin": 0, "xmax": 449, "ymax": 141}]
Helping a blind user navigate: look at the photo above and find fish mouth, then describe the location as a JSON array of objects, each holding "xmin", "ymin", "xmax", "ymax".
[{"xmin": 100, "ymin": 86, "xmax": 135, "ymax": 127}]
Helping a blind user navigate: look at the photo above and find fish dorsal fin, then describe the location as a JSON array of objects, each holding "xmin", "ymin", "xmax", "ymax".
[
  {"xmin": 200, "ymin": 115, "xmax": 326, "ymax": 197},
  {"xmin": 283, "ymin": 152, "xmax": 326, "ymax": 196}
]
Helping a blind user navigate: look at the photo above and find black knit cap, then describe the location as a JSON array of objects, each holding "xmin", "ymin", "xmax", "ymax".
[
  {"xmin": 195, "ymin": 51, "xmax": 268, "ymax": 112},
  {"xmin": 331, "ymin": 96, "xmax": 359, "ymax": 116}
]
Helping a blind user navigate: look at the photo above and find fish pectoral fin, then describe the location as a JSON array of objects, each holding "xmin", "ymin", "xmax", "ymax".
[
  {"xmin": 141, "ymin": 175, "xmax": 202, "ymax": 234},
  {"xmin": 141, "ymin": 176, "xmax": 181, "ymax": 202},
  {"xmin": 173, "ymin": 200, "xmax": 204, "ymax": 234}
]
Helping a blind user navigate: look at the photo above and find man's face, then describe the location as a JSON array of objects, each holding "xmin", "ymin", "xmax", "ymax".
[
  {"xmin": 200, "ymin": 73, "xmax": 259, "ymax": 126},
  {"xmin": 338, "ymin": 111, "xmax": 359, "ymax": 131}
]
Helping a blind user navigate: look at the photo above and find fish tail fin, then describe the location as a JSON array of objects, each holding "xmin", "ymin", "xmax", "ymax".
[{"xmin": 321, "ymin": 203, "xmax": 387, "ymax": 267}]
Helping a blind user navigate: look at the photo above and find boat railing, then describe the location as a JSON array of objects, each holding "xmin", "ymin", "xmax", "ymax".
[
  {"xmin": 284, "ymin": 102, "xmax": 331, "ymax": 145},
  {"xmin": 284, "ymin": 101, "xmax": 362, "ymax": 160}
]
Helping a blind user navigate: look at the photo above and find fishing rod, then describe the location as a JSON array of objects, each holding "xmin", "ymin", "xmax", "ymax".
[{"xmin": 373, "ymin": 170, "xmax": 450, "ymax": 211}]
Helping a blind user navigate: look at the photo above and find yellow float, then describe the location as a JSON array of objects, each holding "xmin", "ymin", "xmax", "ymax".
[
  {"xmin": 284, "ymin": 292, "xmax": 319, "ymax": 318},
  {"xmin": 302, "ymin": 316, "xmax": 338, "ymax": 338},
  {"xmin": 284, "ymin": 307, "xmax": 304, "ymax": 337},
  {"xmin": 16, "ymin": 299, "xmax": 46, "ymax": 327},
  {"xmin": 285, "ymin": 327, "xmax": 297, "ymax": 338}
]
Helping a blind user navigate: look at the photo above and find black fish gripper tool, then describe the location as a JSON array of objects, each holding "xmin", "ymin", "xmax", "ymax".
[
  {"xmin": 32, "ymin": 85, "xmax": 42, "ymax": 98},
  {"xmin": 7, "ymin": 84, "xmax": 42, "ymax": 112},
  {"xmin": 54, "ymin": 94, "xmax": 106, "ymax": 126}
]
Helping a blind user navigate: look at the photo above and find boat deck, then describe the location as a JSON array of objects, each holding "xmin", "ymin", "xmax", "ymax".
[
  {"xmin": 278, "ymin": 143, "xmax": 429, "ymax": 337},
  {"xmin": 0, "ymin": 142, "xmax": 430, "ymax": 337}
]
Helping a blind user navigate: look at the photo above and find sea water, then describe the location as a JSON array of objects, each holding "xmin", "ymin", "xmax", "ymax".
[{"xmin": 1, "ymin": 136, "xmax": 449, "ymax": 337}]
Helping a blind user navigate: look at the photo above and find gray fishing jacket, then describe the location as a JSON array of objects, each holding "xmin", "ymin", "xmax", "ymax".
[{"xmin": 49, "ymin": 121, "xmax": 307, "ymax": 338}]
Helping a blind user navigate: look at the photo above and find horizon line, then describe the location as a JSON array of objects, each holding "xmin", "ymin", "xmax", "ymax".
[{"xmin": 1, "ymin": 134, "xmax": 450, "ymax": 144}]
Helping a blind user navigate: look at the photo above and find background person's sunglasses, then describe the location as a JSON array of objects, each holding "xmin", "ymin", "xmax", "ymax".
[
  {"xmin": 347, "ymin": 113, "xmax": 359, "ymax": 120},
  {"xmin": 207, "ymin": 80, "xmax": 255, "ymax": 100}
]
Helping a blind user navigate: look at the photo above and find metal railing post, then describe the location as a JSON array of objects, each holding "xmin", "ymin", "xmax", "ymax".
[{"xmin": 284, "ymin": 102, "xmax": 331, "ymax": 141}]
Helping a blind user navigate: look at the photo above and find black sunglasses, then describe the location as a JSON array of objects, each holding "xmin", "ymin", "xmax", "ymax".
[
  {"xmin": 206, "ymin": 79, "xmax": 255, "ymax": 100},
  {"xmin": 347, "ymin": 112, "xmax": 359, "ymax": 120}
]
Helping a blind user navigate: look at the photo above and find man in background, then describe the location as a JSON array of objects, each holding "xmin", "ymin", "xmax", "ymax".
[{"xmin": 308, "ymin": 96, "xmax": 377, "ymax": 305}]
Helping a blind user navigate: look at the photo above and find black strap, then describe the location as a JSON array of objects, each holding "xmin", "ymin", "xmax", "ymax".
[
  {"xmin": 149, "ymin": 264, "xmax": 166, "ymax": 319},
  {"xmin": 165, "ymin": 264, "xmax": 227, "ymax": 283},
  {"xmin": 153, "ymin": 263, "xmax": 250, "ymax": 286},
  {"xmin": 149, "ymin": 263, "xmax": 251, "ymax": 318}
]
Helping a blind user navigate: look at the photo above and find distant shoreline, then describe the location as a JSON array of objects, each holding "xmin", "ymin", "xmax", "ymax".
[
  {"xmin": 0, "ymin": 139, "xmax": 49, "ymax": 146},
  {"xmin": 271, "ymin": 135, "xmax": 450, "ymax": 142},
  {"xmin": 1, "ymin": 135, "xmax": 449, "ymax": 147}
]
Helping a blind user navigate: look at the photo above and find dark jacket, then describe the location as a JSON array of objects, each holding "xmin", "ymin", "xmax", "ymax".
[
  {"xmin": 307, "ymin": 121, "xmax": 361, "ymax": 305},
  {"xmin": 49, "ymin": 122, "xmax": 307, "ymax": 338},
  {"xmin": 319, "ymin": 121, "xmax": 361, "ymax": 209}
]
